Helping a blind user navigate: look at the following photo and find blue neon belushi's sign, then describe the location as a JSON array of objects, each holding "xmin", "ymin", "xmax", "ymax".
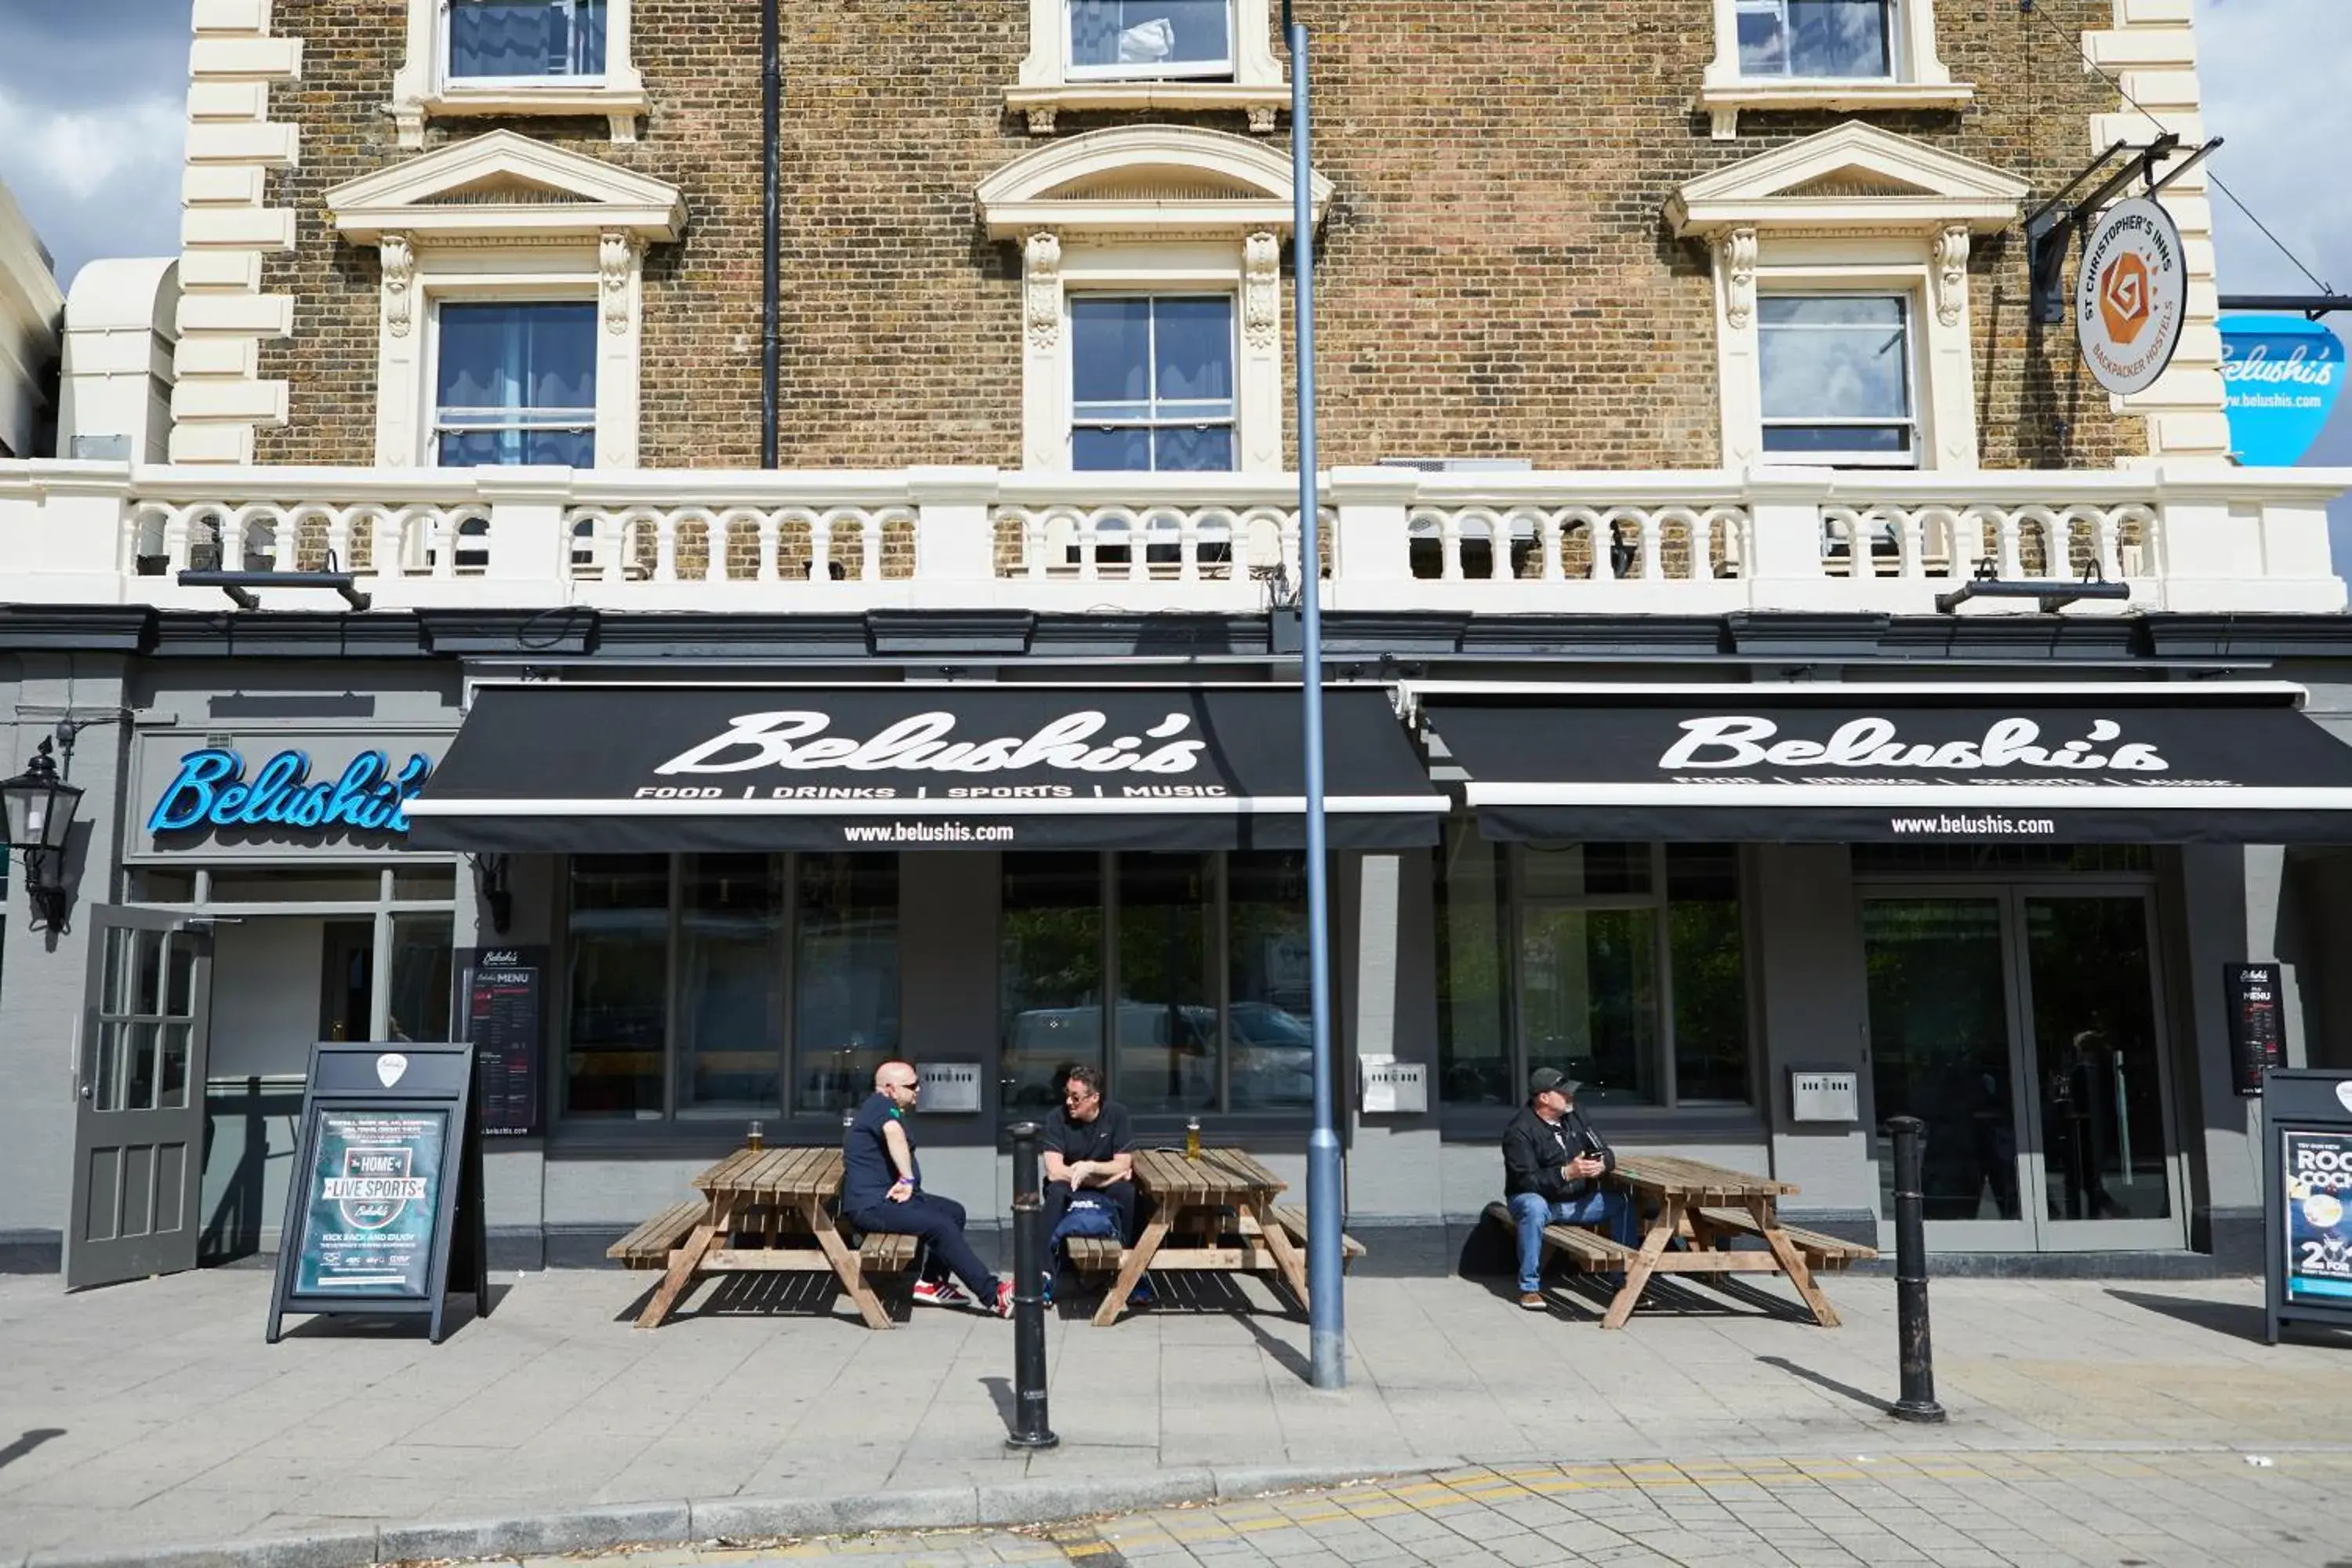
[{"xmin": 147, "ymin": 749, "xmax": 435, "ymax": 837}]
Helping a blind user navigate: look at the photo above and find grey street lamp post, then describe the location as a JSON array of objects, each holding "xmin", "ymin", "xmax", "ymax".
[{"xmin": 1283, "ymin": 0, "xmax": 1344, "ymax": 1392}]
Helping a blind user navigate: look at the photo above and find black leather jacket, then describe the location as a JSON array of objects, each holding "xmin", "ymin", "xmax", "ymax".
[{"xmin": 1501, "ymin": 1105, "xmax": 1616, "ymax": 1203}]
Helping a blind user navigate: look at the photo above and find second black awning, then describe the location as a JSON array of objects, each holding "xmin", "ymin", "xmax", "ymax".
[
  {"xmin": 406, "ymin": 683, "xmax": 1446, "ymax": 853},
  {"xmin": 1419, "ymin": 682, "xmax": 2352, "ymax": 845}
]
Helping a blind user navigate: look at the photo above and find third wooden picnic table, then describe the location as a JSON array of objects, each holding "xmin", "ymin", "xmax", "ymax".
[{"xmin": 1087, "ymin": 1147, "xmax": 1361, "ymax": 1327}]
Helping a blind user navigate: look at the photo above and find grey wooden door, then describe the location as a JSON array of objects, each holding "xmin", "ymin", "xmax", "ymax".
[{"xmin": 65, "ymin": 907, "xmax": 213, "ymax": 1290}]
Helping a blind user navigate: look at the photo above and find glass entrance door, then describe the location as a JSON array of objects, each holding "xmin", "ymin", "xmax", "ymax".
[
  {"xmin": 1861, "ymin": 897, "xmax": 2034, "ymax": 1248},
  {"xmin": 2020, "ymin": 895, "xmax": 2180, "ymax": 1247},
  {"xmin": 1861, "ymin": 887, "xmax": 2183, "ymax": 1251}
]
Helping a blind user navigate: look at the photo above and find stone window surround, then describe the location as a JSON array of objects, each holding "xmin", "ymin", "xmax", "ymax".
[
  {"xmin": 977, "ymin": 125, "xmax": 1329, "ymax": 473},
  {"xmin": 326, "ymin": 131, "xmax": 685, "ymax": 470},
  {"xmin": 1668, "ymin": 123, "xmax": 2029, "ymax": 471},
  {"xmin": 389, "ymin": 0, "xmax": 648, "ymax": 149},
  {"xmin": 385, "ymin": 250, "xmax": 630, "ymax": 472},
  {"xmin": 1007, "ymin": 0, "xmax": 1288, "ymax": 135},
  {"xmin": 1698, "ymin": 0, "xmax": 1973, "ymax": 140}
]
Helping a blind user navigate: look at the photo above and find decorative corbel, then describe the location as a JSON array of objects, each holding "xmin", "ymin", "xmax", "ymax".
[
  {"xmin": 1024, "ymin": 230, "xmax": 1062, "ymax": 350},
  {"xmin": 1720, "ymin": 226, "xmax": 1758, "ymax": 332},
  {"xmin": 1025, "ymin": 106, "xmax": 1058, "ymax": 136},
  {"xmin": 1248, "ymin": 104, "xmax": 1278, "ymax": 135},
  {"xmin": 1936, "ymin": 223, "xmax": 1970, "ymax": 328},
  {"xmin": 380, "ymin": 234, "xmax": 415, "ymax": 339},
  {"xmin": 391, "ymin": 98, "xmax": 426, "ymax": 151},
  {"xmin": 1243, "ymin": 231, "xmax": 1281, "ymax": 350},
  {"xmin": 599, "ymin": 231, "xmax": 638, "ymax": 336}
]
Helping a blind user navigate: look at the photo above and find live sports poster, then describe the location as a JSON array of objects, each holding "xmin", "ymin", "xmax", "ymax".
[
  {"xmin": 2281, "ymin": 1127, "xmax": 2352, "ymax": 1305},
  {"xmin": 292, "ymin": 1109, "xmax": 448, "ymax": 1297}
]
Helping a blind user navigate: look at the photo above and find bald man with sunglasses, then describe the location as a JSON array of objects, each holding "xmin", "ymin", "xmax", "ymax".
[{"xmin": 843, "ymin": 1060, "xmax": 1012, "ymax": 1316}]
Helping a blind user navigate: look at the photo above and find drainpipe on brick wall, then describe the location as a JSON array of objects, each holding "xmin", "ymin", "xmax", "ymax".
[{"xmin": 759, "ymin": 0, "xmax": 782, "ymax": 467}]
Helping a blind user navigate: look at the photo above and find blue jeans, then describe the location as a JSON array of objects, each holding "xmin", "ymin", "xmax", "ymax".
[{"xmin": 1509, "ymin": 1189, "xmax": 1637, "ymax": 1293}]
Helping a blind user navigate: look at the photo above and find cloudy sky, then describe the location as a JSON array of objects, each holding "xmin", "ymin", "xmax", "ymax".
[{"xmin": 0, "ymin": 0, "xmax": 2343, "ymax": 532}]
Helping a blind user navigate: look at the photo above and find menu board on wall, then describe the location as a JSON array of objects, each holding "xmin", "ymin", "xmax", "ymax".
[
  {"xmin": 2227, "ymin": 962, "xmax": 2286, "ymax": 1097},
  {"xmin": 457, "ymin": 946, "xmax": 546, "ymax": 1137}
]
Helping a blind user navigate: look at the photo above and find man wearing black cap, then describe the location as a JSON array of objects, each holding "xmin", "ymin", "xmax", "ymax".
[{"xmin": 1502, "ymin": 1067, "xmax": 1636, "ymax": 1308}]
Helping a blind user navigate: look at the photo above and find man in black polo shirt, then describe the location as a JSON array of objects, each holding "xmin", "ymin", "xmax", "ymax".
[
  {"xmin": 843, "ymin": 1060, "xmax": 1011, "ymax": 1316},
  {"xmin": 1039, "ymin": 1063, "xmax": 1143, "ymax": 1301}
]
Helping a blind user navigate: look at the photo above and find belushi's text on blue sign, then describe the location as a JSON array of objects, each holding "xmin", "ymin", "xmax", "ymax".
[{"xmin": 147, "ymin": 749, "xmax": 434, "ymax": 836}]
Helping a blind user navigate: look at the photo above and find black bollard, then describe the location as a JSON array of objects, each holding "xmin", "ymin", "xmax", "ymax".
[
  {"xmin": 1006, "ymin": 1121, "xmax": 1058, "ymax": 1450},
  {"xmin": 1886, "ymin": 1116, "xmax": 1947, "ymax": 1424}
]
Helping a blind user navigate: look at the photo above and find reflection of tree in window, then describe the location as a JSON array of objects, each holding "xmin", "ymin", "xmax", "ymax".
[
  {"xmin": 1228, "ymin": 851, "xmax": 1313, "ymax": 1110},
  {"xmin": 1117, "ymin": 853, "xmax": 1214, "ymax": 1113},
  {"xmin": 1436, "ymin": 823, "xmax": 1511, "ymax": 1105},
  {"xmin": 1000, "ymin": 853, "xmax": 1104, "ymax": 1114},
  {"xmin": 793, "ymin": 855, "xmax": 900, "ymax": 1115}
]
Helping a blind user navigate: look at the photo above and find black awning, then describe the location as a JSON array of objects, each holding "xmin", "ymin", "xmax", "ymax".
[
  {"xmin": 407, "ymin": 684, "xmax": 1446, "ymax": 853},
  {"xmin": 1420, "ymin": 683, "xmax": 2352, "ymax": 845}
]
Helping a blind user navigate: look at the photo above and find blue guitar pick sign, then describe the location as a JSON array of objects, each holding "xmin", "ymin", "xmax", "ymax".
[{"xmin": 2222, "ymin": 314, "xmax": 2345, "ymax": 466}]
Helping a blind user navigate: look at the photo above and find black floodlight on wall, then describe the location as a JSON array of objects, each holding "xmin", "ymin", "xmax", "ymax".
[
  {"xmin": 1933, "ymin": 560, "xmax": 2135, "ymax": 615},
  {"xmin": 178, "ymin": 569, "xmax": 372, "ymax": 612},
  {"xmin": 2, "ymin": 738, "xmax": 84, "ymax": 932}
]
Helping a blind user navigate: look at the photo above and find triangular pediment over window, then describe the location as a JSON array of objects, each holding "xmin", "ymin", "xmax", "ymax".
[
  {"xmin": 328, "ymin": 129, "xmax": 686, "ymax": 244},
  {"xmin": 1666, "ymin": 122, "xmax": 2029, "ymax": 237},
  {"xmin": 977, "ymin": 125, "xmax": 1331, "ymax": 239}
]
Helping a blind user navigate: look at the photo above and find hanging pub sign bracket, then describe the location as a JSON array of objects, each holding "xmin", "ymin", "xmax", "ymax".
[{"xmin": 2025, "ymin": 133, "xmax": 2220, "ymax": 325}]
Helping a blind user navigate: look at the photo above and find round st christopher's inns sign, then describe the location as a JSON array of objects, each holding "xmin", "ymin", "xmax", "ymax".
[{"xmin": 2075, "ymin": 196, "xmax": 2187, "ymax": 397}]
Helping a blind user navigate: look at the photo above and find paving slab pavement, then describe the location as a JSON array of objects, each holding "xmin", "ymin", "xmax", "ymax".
[{"xmin": 2, "ymin": 1264, "xmax": 2348, "ymax": 1565}]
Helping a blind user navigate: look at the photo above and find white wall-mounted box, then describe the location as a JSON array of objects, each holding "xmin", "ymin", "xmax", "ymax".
[
  {"xmin": 916, "ymin": 1061, "xmax": 983, "ymax": 1113},
  {"xmin": 1361, "ymin": 1056, "xmax": 1428, "ymax": 1115},
  {"xmin": 1788, "ymin": 1069, "xmax": 1860, "ymax": 1123}
]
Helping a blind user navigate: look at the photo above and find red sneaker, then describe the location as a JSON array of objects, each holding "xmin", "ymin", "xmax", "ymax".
[
  {"xmin": 994, "ymin": 1280, "xmax": 1016, "ymax": 1318},
  {"xmin": 911, "ymin": 1278, "xmax": 971, "ymax": 1308}
]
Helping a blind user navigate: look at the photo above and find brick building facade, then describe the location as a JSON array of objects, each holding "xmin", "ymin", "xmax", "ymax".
[{"xmin": 230, "ymin": 0, "xmax": 2186, "ymax": 475}]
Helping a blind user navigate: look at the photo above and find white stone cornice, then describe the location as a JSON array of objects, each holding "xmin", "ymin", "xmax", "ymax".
[
  {"xmin": 1667, "ymin": 122, "xmax": 2030, "ymax": 238},
  {"xmin": 326, "ymin": 130, "xmax": 687, "ymax": 245},
  {"xmin": 978, "ymin": 125, "xmax": 1330, "ymax": 240}
]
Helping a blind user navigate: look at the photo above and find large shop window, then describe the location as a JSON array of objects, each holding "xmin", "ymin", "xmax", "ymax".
[
  {"xmin": 1757, "ymin": 294, "xmax": 1917, "ymax": 467},
  {"xmin": 1000, "ymin": 850, "xmax": 1314, "ymax": 1120},
  {"xmin": 432, "ymin": 301, "xmax": 597, "ymax": 469},
  {"xmin": 1072, "ymin": 295, "xmax": 1238, "ymax": 472},
  {"xmin": 562, "ymin": 853, "xmax": 900, "ymax": 1119},
  {"xmin": 1436, "ymin": 828, "xmax": 1752, "ymax": 1111}
]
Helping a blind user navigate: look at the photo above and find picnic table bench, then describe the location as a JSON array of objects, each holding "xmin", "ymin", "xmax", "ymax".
[
  {"xmin": 1487, "ymin": 1153, "xmax": 1875, "ymax": 1329},
  {"xmin": 1076, "ymin": 1148, "xmax": 1363, "ymax": 1326},
  {"xmin": 606, "ymin": 1146, "xmax": 917, "ymax": 1330}
]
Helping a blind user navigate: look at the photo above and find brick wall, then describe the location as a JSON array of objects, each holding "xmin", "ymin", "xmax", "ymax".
[{"xmin": 256, "ymin": 0, "xmax": 2142, "ymax": 472}]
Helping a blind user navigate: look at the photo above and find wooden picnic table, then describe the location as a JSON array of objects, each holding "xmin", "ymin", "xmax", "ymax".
[
  {"xmin": 1486, "ymin": 1153, "xmax": 1874, "ymax": 1330},
  {"xmin": 1605, "ymin": 1155, "xmax": 1868, "ymax": 1330},
  {"xmin": 1088, "ymin": 1147, "xmax": 1359, "ymax": 1327},
  {"xmin": 610, "ymin": 1145, "xmax": 916, "ymax": 1331}
]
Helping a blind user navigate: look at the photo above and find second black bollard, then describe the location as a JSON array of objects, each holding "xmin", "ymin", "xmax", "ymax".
[
  {"xmin": 1885, "ymin": 1115, "xmax": 1947, "ymax": 1424},
  {"xmin": 1006, "ymin": 1121, "xmax": 1059, "ymax": 1450}
]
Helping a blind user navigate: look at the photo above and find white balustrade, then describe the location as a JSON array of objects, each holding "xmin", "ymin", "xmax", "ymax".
[{"xmin": 0, "ymin": 461, "xmax": 2339, "ymax": 615}]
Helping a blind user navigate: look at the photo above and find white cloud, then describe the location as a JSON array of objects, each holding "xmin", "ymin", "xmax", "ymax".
[
  {"xmin": 0, "ymin": 85, "xmax": 180, "ymax": 204},
  {"xmin": 2194, "ymin": 0, "xmax": 2352, "ymax": 296}
]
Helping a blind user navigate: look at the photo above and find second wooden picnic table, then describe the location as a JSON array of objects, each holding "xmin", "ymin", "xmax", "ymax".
[{"xmin": 1090, "ymin": 1147, "xmax": 1327, "ymax": 1327}]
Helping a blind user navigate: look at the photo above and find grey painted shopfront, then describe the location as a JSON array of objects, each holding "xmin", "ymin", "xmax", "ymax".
[{"xmin": 9, "ymin": 619, "xmax": 2352, "ymax": 1280}]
